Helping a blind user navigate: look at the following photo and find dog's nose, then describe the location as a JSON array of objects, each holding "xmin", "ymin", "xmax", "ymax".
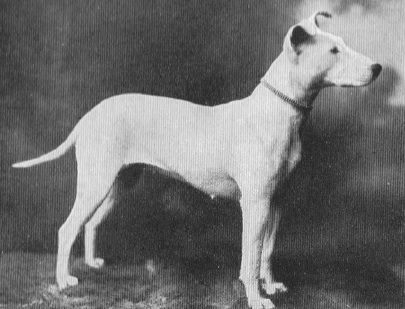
[{"xmin": 371, "ymin": 63, "xmax": 382, "ymax": 77}]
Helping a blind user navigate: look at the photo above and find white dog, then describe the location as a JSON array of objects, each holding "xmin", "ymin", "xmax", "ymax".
[{"xmin": 13, "ymin": 12, "xmax": 381, "ymax": 309}]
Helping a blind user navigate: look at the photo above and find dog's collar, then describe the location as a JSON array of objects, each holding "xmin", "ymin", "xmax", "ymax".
[{"xmin": 260, "ymin": 79, "xmax": 313, "ymax": 112}]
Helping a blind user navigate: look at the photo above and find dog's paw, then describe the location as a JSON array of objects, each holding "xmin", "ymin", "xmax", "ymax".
[
  {"xmin": 247, "ymin": 296, "xmax": 275, "ymax": 309},
  {"xmin": 57, "ymin": 275, "xmax": 78, "ymax": 290},
  {"xmin": 264, "ymin": 282, "xmax": 287, "ymax": 295},
  {"xmin": 85, "ymin": 257, "xmax": 105, "ymax": 269},
  {"xmin": 244, "ymin": 284, "xmax": 276, "ymax": 309}
]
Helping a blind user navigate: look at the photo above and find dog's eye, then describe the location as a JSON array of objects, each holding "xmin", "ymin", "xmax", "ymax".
[{"xmin": 330, "ymin": 47, "xmax": 339, "ymax": 54}]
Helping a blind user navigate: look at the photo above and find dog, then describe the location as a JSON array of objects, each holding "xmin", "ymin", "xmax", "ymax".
[{"xmin": 13, "ymin": 11, "xmax": 381, "ymax": 309}]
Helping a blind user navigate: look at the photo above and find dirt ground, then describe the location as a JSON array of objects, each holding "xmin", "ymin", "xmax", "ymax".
[{"xmin": 1, "ymin": 251, "xmax": 404, "ymax": 309}]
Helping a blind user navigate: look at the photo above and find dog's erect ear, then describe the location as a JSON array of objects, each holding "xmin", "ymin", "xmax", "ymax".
[
  {"xmin": 290, "ymin": 24, "xmax": 313, "ymax": 48},
  {"xmin": 284, "ymin": 20, "xmax": 316, "ymax": 60}
]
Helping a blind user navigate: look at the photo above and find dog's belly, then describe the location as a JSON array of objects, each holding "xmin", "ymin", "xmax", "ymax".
[
  {"xmin": 150, "ymin": 166, "xmax": 241, "ymax": 200},
  {"xmin": 183, "ymin": 171, "xmax": 241, "ymax": 200},
  {"xmin": 124, "ymin": 152, "xmax": 240, "ymax": 200}
]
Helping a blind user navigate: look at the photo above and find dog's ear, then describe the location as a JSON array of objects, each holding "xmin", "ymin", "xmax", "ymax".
[
  {"xmin": 290, "ymin": 25, "xmax": 313, "ymax": 48},
  {"xmin": 284, "ymin": 20, "xmax": 317, "ymax": 61},
  {"xmin": 309, "ymin": 11, "xmax": 332, "ymax": 27}
]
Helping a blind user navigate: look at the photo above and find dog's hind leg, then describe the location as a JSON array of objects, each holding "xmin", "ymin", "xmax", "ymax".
[
  {"xmin": 259, "ymin": 208, "xmax": 287, "ymax": 295},
  {"xmin": 56, "ymin": 157, "xmax": 122, "ymax": 290},
  {"xmin": 84, "ymin": 181, "xmax": 117, "ymax": 269}
]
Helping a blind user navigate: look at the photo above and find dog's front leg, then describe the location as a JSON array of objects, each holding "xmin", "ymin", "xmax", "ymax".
[
  {"xmin": 239, "ymin": 196, "xmax": 276, "ymax": 309},
  {"xmin": 260, "ymin": 208, "xmax": 287, "ymax": 296}
]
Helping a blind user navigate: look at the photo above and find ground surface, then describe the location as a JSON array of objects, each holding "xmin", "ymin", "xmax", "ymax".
[{"xmin": 0, "ymin": 252, "xmax": 404, "ymax": 309}]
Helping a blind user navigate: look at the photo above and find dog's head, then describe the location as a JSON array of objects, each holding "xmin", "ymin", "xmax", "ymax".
[{"xmin": 283, "ymin": 11, "xmax": 381, "ymax": 89}]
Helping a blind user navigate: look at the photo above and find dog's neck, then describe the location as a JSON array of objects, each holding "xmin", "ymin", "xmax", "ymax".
[{"xmin": 259, "ymin": 53, "xmax": 320, "ymax": 111}]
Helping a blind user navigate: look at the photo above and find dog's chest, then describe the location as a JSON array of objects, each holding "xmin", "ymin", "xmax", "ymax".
[
  {"xmin": 258, "ymin": 119, "xmax": 302, "ymax": 183},
  {"xmin": 284, "ymin": 132, "xmax": 302, "ymax": 172}
]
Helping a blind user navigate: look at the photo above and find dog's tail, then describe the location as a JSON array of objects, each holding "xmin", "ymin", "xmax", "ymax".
[{"xmin": 12, "ymin": 126, "xmax": 79, "ymax": 168}]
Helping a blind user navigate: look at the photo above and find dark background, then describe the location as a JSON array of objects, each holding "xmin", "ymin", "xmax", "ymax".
[{"xmin": 1, "ymin": 0, "xmax": 404, "ymax": 284}]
